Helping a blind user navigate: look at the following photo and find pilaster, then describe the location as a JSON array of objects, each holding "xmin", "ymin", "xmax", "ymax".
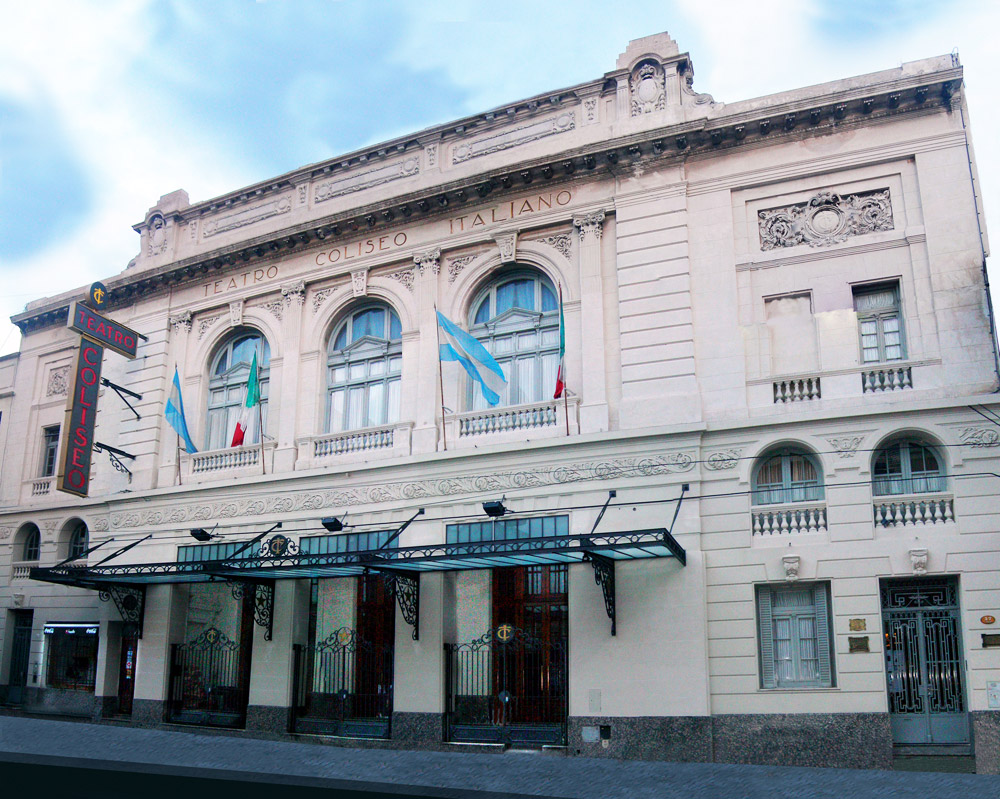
[{"xmin": 574, "ymin": 211, "xmax": 610, "ymax": 433}]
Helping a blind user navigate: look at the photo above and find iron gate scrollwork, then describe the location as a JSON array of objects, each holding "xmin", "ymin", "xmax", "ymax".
[
  {"xmin": 445, "ymin": 625, "xmax": 567, "ymax": 747},
  {"xmin": 291, "ymin": 626, "xmax": 393, "ymax": 738},
  {"xmin": 98, "ymin": 584, "xmax": 146, "ymax": 638},
  {"xmin": 168, "ymin": 626, "xmax": 247, "ymax": 727},
  {"xmin": 228, "ymin": 579, "xmax": 275, "ymax": 641}
]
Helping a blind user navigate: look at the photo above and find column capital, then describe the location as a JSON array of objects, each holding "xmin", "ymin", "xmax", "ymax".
[
  {"xmin": 413, "ymin": 247, "xmax": 441, "ymax": 276},
  {"xmin": 573, "ymin": 210, "xmax": 606, "ymax": 241}
]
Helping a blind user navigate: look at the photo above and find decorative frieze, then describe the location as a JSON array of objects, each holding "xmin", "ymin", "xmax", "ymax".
[
  {"xmin": 314, "ymin": 157, "xmax": 419, "ymax": 203},
  {"xmin": 705, "ymin": 450, "xmax": 740, "ymax": 470},
  {"xmin": 92, "ymin": 517, "xmax": 110, "ymax": 532},
  {"xmin": 46, "ymin": 366, "xmax": 69, "ymax": 397},
  {"xmin": 573, "ymin": 210, "xmax": 605, "ymax": 242},
  {"xmin": 452, "ymin": 112, "xmax": 575, "ymax": 164},
  {"xmin": 529, "ymin": 233, "xmax": 572, "ymax": 261},
  {"xmin": 108, "ymin": 452, "xmax": 695, "ymax": 528},
  {"xmin": 447, "ymin": 255, "xmax": 477, "ymax": 283},
  {"xmin": 202, "ymin": 195, "xmax": 292, "ymax": 238},
  {"xmin": 413, "ymin": 247, "xmax": 441, "ymax": 276},
  {"xmin": 169, "ymin": 310, "xmax": 193, "ymax": 334},
  {"xmin": 759, "ymin": 189, "xmax": 893, "ymax": 251},
  {"xmin": 0, "ymin": 526, "xmax": 12, "ymax": 540},
  {"xmin": 825, "ymin": 436, "xmax": 864, "ymax": 458},
  {"xmin": 959, "ymin": 427, "xmax": 1000, "ymax": 448}
]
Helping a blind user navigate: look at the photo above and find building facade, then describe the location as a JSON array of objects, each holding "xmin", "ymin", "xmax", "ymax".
[{"xmin": 1, "ymin": 33, "xmax": 999, "ymax": 771}]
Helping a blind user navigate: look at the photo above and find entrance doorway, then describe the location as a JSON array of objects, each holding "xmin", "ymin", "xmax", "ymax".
[
  {"xmin": 881, "ymin": 577, "xmax": 969, "ymax": 747},
  {"xmin": 116, "ymin": 627, "xmax": 139, "ymax": 715},
  {"xmin": 7, "ymin": 610, "xmax": 33, "ymax": 704},
  {"xmin": 445, "ymin": 565, "xmax": 568, "ymax": 747}
]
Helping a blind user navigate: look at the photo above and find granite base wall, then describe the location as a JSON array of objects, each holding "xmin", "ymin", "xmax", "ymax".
[
  {"xmin": 712, "ymin": 712, "xmax": 893, "ymax": 770},
  {"xmin": 972, "ymin": 711, "xmax": 1000, "ymax": 775},
  {"xmin": 21, "ymin": 687, "xmax": 97, "ymax": 719},
  {"xmin": 392, "ymin": 712, "xmax": 444, "ymax": 749},
  {"xmin": 130, "ymin": 698, "xmax": 167, "ymax": 726},
  {"xmin": 569, "ymin": 716, "xmax": 712, "ymax": 762},
  {"xmin": 245, "ymin": 704, "xmax": 292, "ymax": 736}
]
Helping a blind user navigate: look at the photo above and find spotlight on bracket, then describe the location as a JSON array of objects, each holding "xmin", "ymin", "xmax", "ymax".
[
  {"xmin": 321, "ymin": 517, "xmax": 344, "ymax": 532},
  {"xmin": 189, "ymin": 524, "xmax": 219, "ymax": 542},
  {"xmin": 482, "ymin": 499, "xmax": 508, "ymax": 518}
]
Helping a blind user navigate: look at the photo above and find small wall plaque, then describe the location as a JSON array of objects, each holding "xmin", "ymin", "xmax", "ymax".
[
  {"xmin": 848, "ymin": 636, "xmax": 870, "ymax": 653},
  {"xmin": 983, "ymin": 634, "xmax": 1000, "ymax": 649},
  {"xmin": 988, "ymin": 682, "xmax": 1000, "ymax": 710},
  {"xmin": 849, "ymin": 618, "xmax": 867, "ymax": 632},
  {"xmin": 981, "ymin": 615, "xmax": 996, "ymax": 625}
]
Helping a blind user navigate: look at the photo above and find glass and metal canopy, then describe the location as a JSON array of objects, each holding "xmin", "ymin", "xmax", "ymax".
[{"xmin": 31, "ymin": 525, "xmax": 686, "ymax": 639}]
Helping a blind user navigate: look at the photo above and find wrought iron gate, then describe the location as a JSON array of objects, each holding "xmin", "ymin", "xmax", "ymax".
[
  {"xmin": 7, "ymin": 611, "xmax": 33, "ymax": 705},
  {"xmin": 881, "ymin": 578, "xmax": 969, "ymax": 746},
  {"xmin": 445, "ymin": 625, "xmax": 567, "ymax": 747},
  {"xmin": 291, "ymin": 627, "xmax": 393, "ymax": 738},
  {"xmin": 168, "ymin": 627, "xmax": 250, "ymax": 728}
]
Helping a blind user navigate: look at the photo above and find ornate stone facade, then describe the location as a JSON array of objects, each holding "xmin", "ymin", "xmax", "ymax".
[{"xmin": 758, "ymin": 189, "xmax": 894, "ymax": 251}]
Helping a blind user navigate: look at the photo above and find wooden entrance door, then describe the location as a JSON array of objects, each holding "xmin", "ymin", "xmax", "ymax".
[
  {"xmin": 116, "ymin": 627, "xmax": 139, "ymax": 715},
  {"xmin": 354, "ymin": 573, "xmax": 395, "ymax": 720}
]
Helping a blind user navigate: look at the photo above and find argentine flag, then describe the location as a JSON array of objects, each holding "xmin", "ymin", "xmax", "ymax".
[
  {"xmin": 436, "ymin": 311, "xmax": 507, "ymax": 406},
  {"xmin": 165, "ymin": 367, "xmax": 198, "ymax": 454}
]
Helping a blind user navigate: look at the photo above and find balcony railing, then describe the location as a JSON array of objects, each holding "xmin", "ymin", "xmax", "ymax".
[
  {"xmin": 31, "ymin": 478, "xmax": 52, "ymax": 496},
  {"xmin": 862, "ymin": 365, "xmax": 912, "ymax": 393},
  {"xmin": 752, "ymin": 504, "xmax": 828, "ymax": 535},
  {"xmin": 314, "ymin": 425, "xmax": 394, "ymax": 457},
  {"xmin": 458, "ymin": 401, "xmax": 559, "ymax": 437},
  {"xmin": 12, "ymin": 562, "xmax": 38, "ymax": 580},
  {"xmin": 773, "ymin": 377, "xmax": 821, "ymax": 403},
  {"xmin": 873, "ymin": 494, "xmax": 955, "ymax": 527},
  {"xmin": 190, "ymin": 446, "xmax": 259, "ymax": 474}
]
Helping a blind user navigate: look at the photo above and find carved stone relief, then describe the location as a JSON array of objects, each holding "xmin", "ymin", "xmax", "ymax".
[
  {"xmin": 425, "ymin": 143, "xmax": 438, "ymax": 168},
  {"xmin": 583, "ymin": 97, "xmax": 598, "ymax": 125},
  {"xmin": 281, "ymin": 281, "xmax": 306, "ymax": 306},
  {"xmin": 447, "ymin": 255, "xmax": 477, "ymax": 284},
  {"xmin": 759, "ymin": 189, "xmax": 894, "ymax": 251},
  {"xmin": 825, "ymin": 436, "xmax": 865, "ymax": 458},
  {"xmin": 782, "ymin": 555, "xmax": 800, "ymax": 582},
  {"xmin": 108, "ymin": 452, "xmax": 696, "ymax": 529},
  {"xmin": 909, "ymin": 548, "xmax": 929, "ymax": 576},
  {"xmin": 147, "ymin": 213, "xmax": 168, "ymax": 256},
  {"xmin": 452, "ymin": 113, "xmax": 575, "ymax": 164},
  {"xmin": 529, "ymin": 234, "xmax": 572, "ymax": 261},
  {"xmin": 198, "ymin": 315, "xmax": 222, "ymax": 340},
  {"xmin": 959, "ymin": 427, "xmax": 1000, "ymax": 448},
  {"xmin": 312, "ymin": 288, "xmax": 336, "ymax": 314},
  {"xmin": 387, "ymin": 267, "xmax": 416, "ymax": 293},
  {"xmin": 169, "ymin": 310, "xmax": 193, "ymax": 334},
  {"xmin": 573, "ymin": 210, "xmax": 606, "ymax": 242},
  {"xmin": 314, "ymin": 157, "xmax": 419, "ymax": 203},
  {"xmin": 493, "ymin": 233, "xmax": 517, "ymax": 264},
  {"xmin": 202, "ymin": 195, "xmax": 292, "ymax": 238},
  {"xmin": 414, "ymin": 247, "xmax": 441, "ymax": 276},
  {"xmin": 630, "ymin": 62, "xmax": 666, "ymax": 116},
  {"xmin": 46, "ymin": 366, "xmax": 69, "ymax": 397},
  {"xmin": 351, "ymin": 269, "xmax": 368, "ymax": 298},
  {"xmin": 229, "ymin": 300, "xmax": 244, "ymax": 327},
  {"xmin": 250, "ymin": 298, "xmax": 284, "ymax": 322},
  {"xmin": 0, "ymin": 526, "xmax": 12, "ymax": 540},
  {"xmin": 92, "ymin": 517, "xmax": 110, "ymax": 532},
  {"xmin": 705, "ymin": 450, "xmax": 741, "ymax": 470}
]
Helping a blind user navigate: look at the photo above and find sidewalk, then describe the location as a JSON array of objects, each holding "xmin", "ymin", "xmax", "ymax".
[{"xmin": 1, "ymin": 715, "xmax": 998, "ymax": 798}]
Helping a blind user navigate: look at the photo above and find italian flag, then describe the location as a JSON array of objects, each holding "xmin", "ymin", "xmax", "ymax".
[
  {"xmin": 553, "ymin": 284, "xmax": 566, "ymax": 399},
  {"xmin": 230, "ymin": 350, "xmax": 260, "ymax": 447}
]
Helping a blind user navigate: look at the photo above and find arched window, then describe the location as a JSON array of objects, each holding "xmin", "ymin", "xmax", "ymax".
[
  {"xmin": 68, "ymin": 522, "xmax": 89, "ymax": 560},
  {"xmin": 468, "ymin": 270, "xmax": 560, "ymax": 409},
  {"xmin": 20, "ymin": 524, "xmax": 41, "ymax": 562},
  {"xmin": 752, "ymin": 448, "xmax": 823, "ymax": 505},
  {"xmin": 872, "ymin": 439, "xmax": 945, "ymax": 496},
  {"xmin": 327, "ymin": 305, "xmax": 402, "ymax": 432},
  {"xmin": 206, "ymin": 332, "xmax": 270, "ymax": 450}
]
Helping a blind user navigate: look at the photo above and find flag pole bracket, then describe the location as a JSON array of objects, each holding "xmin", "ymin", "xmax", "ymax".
[{"xmin": 93, "ymin": 441, "xmax": 136, "ymax": 482}]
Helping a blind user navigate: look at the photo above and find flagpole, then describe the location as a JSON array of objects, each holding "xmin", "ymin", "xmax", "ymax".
[
  {"xmin": 559, "ymin": 283, "xmax": 569, "ymax": 437},
  {"xmin": 176, "ymin": 433, "xmax": 182, "ymax": 486},
  {"xmin": 434, "ymin": 305, "xmax": 448, "ymax": 452},
  {"xmin": 257, "ymin": 347, "xmax": 266, "ymax": 476}
]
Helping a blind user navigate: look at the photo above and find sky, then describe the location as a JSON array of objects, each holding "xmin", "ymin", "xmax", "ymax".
[{"xmin": 1, "ymin": 0, "xmax": 998, "ymax": 356}]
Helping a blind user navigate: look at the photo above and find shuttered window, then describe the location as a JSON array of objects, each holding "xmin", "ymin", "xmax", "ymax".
[{"xmin": 757, "ymin": 583, "xmax": 834, "ymax": 689}]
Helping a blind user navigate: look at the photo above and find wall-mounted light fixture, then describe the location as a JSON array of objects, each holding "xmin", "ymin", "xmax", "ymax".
[
  {"xmin": 189, "ymin": 524, "xmax": 219, "ymax": 542},
  {"xmin": 482, "ymin": 498, "xmax": 508, "ymax": 518}
]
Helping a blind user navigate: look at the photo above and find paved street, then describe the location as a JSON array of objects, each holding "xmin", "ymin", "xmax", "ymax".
[{"xmin": 0, "ymin": 715, "xmax": 998, "ymax": 798}]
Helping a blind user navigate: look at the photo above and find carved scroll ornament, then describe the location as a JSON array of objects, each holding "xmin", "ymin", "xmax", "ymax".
[{"xmin": 759, "ymin": 189, "xmax": 893, "ymax": 251}]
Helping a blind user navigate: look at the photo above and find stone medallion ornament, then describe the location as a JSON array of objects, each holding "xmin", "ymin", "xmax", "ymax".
[
  {"xmin": 631, "ymin": 62, "xmax": 666, "ymax": 116},
  {"xmin": 758, "ymin": 189, "xmax": 893, "ymax": 250}
]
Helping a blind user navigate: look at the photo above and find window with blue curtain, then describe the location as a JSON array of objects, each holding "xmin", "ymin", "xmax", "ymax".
[
  {"xmin": 468, "ymin": 271, "xmax": 560, "ymax": 410},
  {"xmin": 327, "ymin": 305, "xmax": 402, "ymax": 432},
  {"xmin": 872, "ymin": 440, "xmax": 945, "ymax": 496}
]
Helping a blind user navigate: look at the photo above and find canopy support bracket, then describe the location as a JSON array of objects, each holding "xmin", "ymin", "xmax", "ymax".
[
  {"xmin": 364, "ymin": 563, "xmax": 419, "ymax": 640},
  {"xmin": 583, "ymin": 551, "xmax": 616, "ymax": 636},
  {"xmin": 98, "ymin": 583, "xmax": 147, "ymax": 639}
]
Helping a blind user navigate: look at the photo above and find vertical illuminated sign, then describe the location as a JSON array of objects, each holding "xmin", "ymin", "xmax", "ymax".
[{"xmin": 57, "ymin": 338, "xmax": 105, "ymax": 497}]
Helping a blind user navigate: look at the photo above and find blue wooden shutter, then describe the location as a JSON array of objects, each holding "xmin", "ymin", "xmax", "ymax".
[
  {"xmin": 758, "ymin": 588, "xmax": 776, "ymax": 688},
  {"xmin": 814, "ymin": 583, "xmax": 834, "ymax": 686}
]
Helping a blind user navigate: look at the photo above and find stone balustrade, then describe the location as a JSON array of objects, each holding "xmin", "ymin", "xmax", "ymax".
[
  {"xmin": 752, "ymin": 504, "xmax": 828, "ymax": 535},
  {"xmin": 862, "ymin": 365, "xmax": 913, "ymax": 393},
  {"xmin": 773, "ymin": 377, "xmax": 821, "ymax": 403},
  {"xmin": 11, "ymin": 562, "xmax": 37, "ymax": 580},
  {"xmin": 873, "ymin": 494, "xmax": 955, "ymax": 527},
  {"xmin": 458, "ymin": 401, "xmax": 559, "ymax": 437},
  {"xmin": 314, "ymin": 426, "xmax": 394, "ymax": 457},
  {"xmin": 31, "ymin": 479, "xmax": 51, "ymax": 496},
  {"xmin": 188, "ymin": 444, "xmax": 261, "ymax": 475}
]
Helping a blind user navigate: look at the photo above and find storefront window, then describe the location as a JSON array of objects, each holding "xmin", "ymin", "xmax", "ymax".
[{"xmin": 44, "ymin": 625, "xmax": 98, "ymax": 691}]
